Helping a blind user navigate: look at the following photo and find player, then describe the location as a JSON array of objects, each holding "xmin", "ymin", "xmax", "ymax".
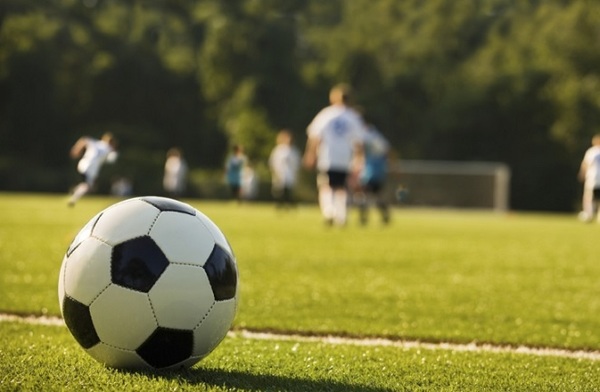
[
  {"xmin": 578, "ymin": 133, "xmax": 600, "ymax": 222},
  {"xmin": 225, "ymin": 144, "xmax": 247, "ymax": 202},
  {"xmin": 269, "ymin": 129, "xmax": 301, "ymax": 208},
  {"xmin": 241, "ymin": 162, "xmax": 259, "ymax": 200},
  {"xmin": 163, "ymin": 147, "xmax": 188, "ymax": 198},
  {"xmin": 68, "ymin": 132, "xmax": 118, "ymax": 207},
  {"xmin": 303, "ymin": 84, "xmax": 365, "ymax": 226},
  {"xmin": 356, "ymin": 123, "xmax": 391, "ymax": 225}
]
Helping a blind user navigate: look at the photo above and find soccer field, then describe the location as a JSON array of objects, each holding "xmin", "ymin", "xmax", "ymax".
[{"xmin": 1, "ymin": 193, "xmax": 599, "ymax": 391}]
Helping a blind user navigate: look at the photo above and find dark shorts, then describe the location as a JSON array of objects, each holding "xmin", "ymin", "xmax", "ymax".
[
  {"xmin": 594, "ymin": 188, "xmax": 600, "ymax": 200},
  {"xmin": 362, "ymin": 178, "xmax": 384, "ymax": 194},
  {"xmin": 79, "ymin": 172, "xmax": 93, "ymax": 185},
  {"xmin": 320, "ymin": 170, "xmax": 348, "ymax": 190}
]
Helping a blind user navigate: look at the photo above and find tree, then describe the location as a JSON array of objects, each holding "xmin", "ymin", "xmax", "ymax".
[{"xmin": 2, "ymin": 0, "xmax": 600, "ymax": 209}]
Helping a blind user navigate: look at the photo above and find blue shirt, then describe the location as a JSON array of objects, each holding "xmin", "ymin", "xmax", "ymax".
[{"xmin": 361, "ymin": 127, "xmax": 389, "ymax": 184}]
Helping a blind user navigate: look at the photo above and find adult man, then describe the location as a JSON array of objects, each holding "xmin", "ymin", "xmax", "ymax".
[
  {"xmin": 579, "ymin": 133, "xmax": 600, "ymax": 222},
  {"xmin": 303, "ymin": 84, "xmax": 365, "ymax": 226},
  {"xmin": 68, "ymin": 132, "xmax": 117, "ymax": 206}
]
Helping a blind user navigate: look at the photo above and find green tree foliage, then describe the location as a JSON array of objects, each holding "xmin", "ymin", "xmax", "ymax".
[
  {"xmin": 1, "ymin": 0, "xmax": 599, "ymax": 209},
  {"xmin": 194, "ymin": 0, "xmax": 306, "ymax": 159}
]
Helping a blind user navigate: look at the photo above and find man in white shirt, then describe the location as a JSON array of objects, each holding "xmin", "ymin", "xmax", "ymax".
[
  {"xmin": 303, "ymin": 84, "xmax": 365, "ymax": 226},
  {"xmin": 579, "ymin": 134, "xmax": 600, "ymax": 222},
  {"xmin": 68, "ymin": 132, "xmax": 118, "ymax": 206}
]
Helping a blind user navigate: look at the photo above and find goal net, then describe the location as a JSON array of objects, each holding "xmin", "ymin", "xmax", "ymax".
[{"xmin": 387, "ymin": 160, "xmax": 511, "ymax": 212}]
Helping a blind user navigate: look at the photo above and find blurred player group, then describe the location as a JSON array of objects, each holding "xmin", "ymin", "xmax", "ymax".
[
  {"xmin": 67, "ymin": 84, "xmax": 392, "ymax": 226},
  {"xmin": 303, "ymin": 84, "xmax": 390, "ymax": 226}
]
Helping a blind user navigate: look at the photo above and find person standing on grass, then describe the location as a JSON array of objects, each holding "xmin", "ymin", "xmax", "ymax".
[
  {"xmin": 269, "ymin": 129, "xmax": 301, "ymax": 209},
  {"xmin": 68, "ymin": 132, "xmax": 118, "ymax": 207},
  {"xmin": 303, "ymin": 84, "xmax": 365, "ymax": 227},
  {"xmin": 225, "ymin": 144, "xmax": 247, "ymax": 202},
  {"xmin": 355, "ymin": 122, "xmax": 391, "ymax": 225},
  {"xmin": 578, "ymin": 133, "xmax": 600, "ymax": 222},
  {"xmin": 163, "ymin": 147, "xmax": 188, "ymax": 198}
]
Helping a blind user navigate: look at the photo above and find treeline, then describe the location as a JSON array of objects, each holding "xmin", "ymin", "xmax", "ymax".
[{"xmin": 1, "ymin": 0, "xmax": 599, "ymax": 210}]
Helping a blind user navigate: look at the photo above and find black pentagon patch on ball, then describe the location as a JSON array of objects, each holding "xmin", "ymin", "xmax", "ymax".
[
  {"xmin": 140, "ymin": 196, "xmax": 196, "ymax": 216},
  {"xmin": 136, "ymin": 327, "xmax": 193, "ymax": 369},
  {"xmin": 62, "ymin": 296, "xmax": 100, "ymax": 349},
  {"xmin": 204, "ymin": 245, "xmax": 237, "ymax": 301},
  {"xmin": 111, "ymin": 236, "xmax": 169, "ymax": 292}
]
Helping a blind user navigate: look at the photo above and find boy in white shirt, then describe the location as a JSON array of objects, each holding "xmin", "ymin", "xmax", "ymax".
[
  {"xmin": 163, "ymin": 147, "xmax": 188, "ymax": 198},
  {"xmin": 269, "ymin": 129, "xmax": 301, "ymax": 208},
  {"xmin": 68, "ymin": 132, "xmax": 117, "ymax": 206}
]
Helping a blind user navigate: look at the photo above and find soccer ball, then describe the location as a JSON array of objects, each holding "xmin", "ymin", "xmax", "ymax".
[{"xmin": 58, "ymin": 196, "xmax": 238, "ymax": 370}]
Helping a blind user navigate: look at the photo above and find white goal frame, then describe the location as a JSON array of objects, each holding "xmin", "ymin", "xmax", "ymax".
[{"xmin": 388, "ymin": 160, "xmax": 511, "ymax": 212}]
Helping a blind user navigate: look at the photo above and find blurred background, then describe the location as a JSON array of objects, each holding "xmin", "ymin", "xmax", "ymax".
[{"xmin": 1, "ymin": 0, "xmax": 599, "ymax": 211}]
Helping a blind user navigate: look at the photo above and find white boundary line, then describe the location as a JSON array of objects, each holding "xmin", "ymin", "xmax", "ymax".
[
  {"xmin": 2, "ymin": 313, "xmax": 599, "ymax": 361},
  {"xmin": 0, "ymin": 313, "xmax": 66, "ymax": 327},
  {"xmin": 231, "ymin": 331, "xmax": 600, "ymax": 361}
]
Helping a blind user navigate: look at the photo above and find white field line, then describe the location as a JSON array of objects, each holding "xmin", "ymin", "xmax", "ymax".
[{"xmin": 2, "ymin": 313, "xmax": 599, "ymax": 361}]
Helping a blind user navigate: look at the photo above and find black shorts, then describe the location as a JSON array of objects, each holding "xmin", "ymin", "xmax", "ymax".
[
  {"xmin": 79, "ymin": 172, "xmax": 93, "ymax": 185},
  {"xmin": 362, "ymin": 178, "xmax": 384, "ymax": 194},
  {"xmin": 321, "ymin": 170, "xmax": 348, "ymax": 190}
]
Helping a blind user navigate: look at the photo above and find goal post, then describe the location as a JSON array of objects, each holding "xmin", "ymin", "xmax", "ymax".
[{"xmin": 387, "ymin": 160, "xmax": 511, "ymax": 212}]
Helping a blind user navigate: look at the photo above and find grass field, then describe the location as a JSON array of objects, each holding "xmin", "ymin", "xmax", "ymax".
[{"xmin": 1, "ymin": 193, "xmax": 599, "ymax": 391}]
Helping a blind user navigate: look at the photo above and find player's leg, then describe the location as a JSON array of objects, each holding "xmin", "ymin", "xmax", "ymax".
[
  {"xmin": 354, "ymin": 182, "xmax": 370, "ymax": 226},
  {"xmin": 593, "ymin": 188, "xmax": 600, "ymax": 222},
  {"xmin": 356, "ymin": 190, "xmax": 369, "ymax": 225},
  {"xmin": 272, "ymin": 183, "xmax": 283, "ymax": 208},
  {"xmin": 372, "ymin": 181, "xmax": 390, "ymax": 225},
  {"xmin": 230, "ymin": 183, "xmax": 242, "ymax": 202},
  {"xmin": 332, "ymin": 188, "xmax": 348, "ymax": 226},
  {"xmin": 280, "ymin": 185, "xmax": 290, "ymax": 207},
  {"xmin": 581, "ymin": 187, "xmax": 594, "ymax": 222},
  {"xmin": 68, "ymin": 173, "xmax": 92, "ymax": 206},
  {"xmin": 328, "ymin": 171, "xmax": 349, "ymax": 226},
  {"xmin": 377, "ymin": 197, "xmax": 390, "ymax": 224},
  {"xmin": 317, "ymin": 173, "xmax": 334, "ymax": 224}
]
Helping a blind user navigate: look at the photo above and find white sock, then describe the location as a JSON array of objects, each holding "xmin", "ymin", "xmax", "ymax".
[
  {"xmin": 319, "ymin": 186, "xmax": 334, "ymax": 220},
  {"xmin": 333, "ymin": 189, "xmax": 348, "ymax": 225},
  {"xmin": 70, "ymin": 183, "xmax": 90, "ymax": 204}
]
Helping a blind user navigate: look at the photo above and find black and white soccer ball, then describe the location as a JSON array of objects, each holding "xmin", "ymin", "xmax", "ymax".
[{"xmin": 58, "ymin": 196, "xmax": 238, "ymax": 370}]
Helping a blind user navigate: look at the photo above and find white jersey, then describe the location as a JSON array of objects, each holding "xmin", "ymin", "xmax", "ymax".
[
  {"xmin": 269, "ymin": 144, "xmax": 300, "ymax": 188},
  {"xmin": 163, "ymin": 156, "xmax": 188, "ymax": 193},
  {"xmin": 582, "ymin": 145, "xmax": 600, "ymax": 189},
  {"xmin": 77, "ymin": 138, "xmax": 116, "ymax": 182},
  {"xmin": 307, "ymin": 105, "xmax": 365, "ymax": 172}
]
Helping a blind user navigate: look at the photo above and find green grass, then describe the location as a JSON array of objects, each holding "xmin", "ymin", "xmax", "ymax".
[
  {"xmin": 2, "ymin": 322, "xmax": 598, "ymax": 392},
  {"xmin": 1, "ymin": 193, "xmax": 600, "ymax": 390}
]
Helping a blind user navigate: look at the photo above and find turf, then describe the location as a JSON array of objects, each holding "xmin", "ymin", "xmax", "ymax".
[
  {"xmin": 230, "ymin": 207, "xmax": 600, "ymax": 350},
  {"xmin": 2, "ymin": 193, "xmax": 598, "ymax": 349},
  {"xmin": 1, "ymin": 193, "xmax": 599, "ymax": 390},
  {"xmin": 1, "ymin": 322, "xmax": 598, "ymax": 391}
]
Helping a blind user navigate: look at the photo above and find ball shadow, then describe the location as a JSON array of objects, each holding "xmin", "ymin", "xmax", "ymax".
[{"xmin": 136, "ymin": 366, "xmax": 393, "ymax": 392}]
